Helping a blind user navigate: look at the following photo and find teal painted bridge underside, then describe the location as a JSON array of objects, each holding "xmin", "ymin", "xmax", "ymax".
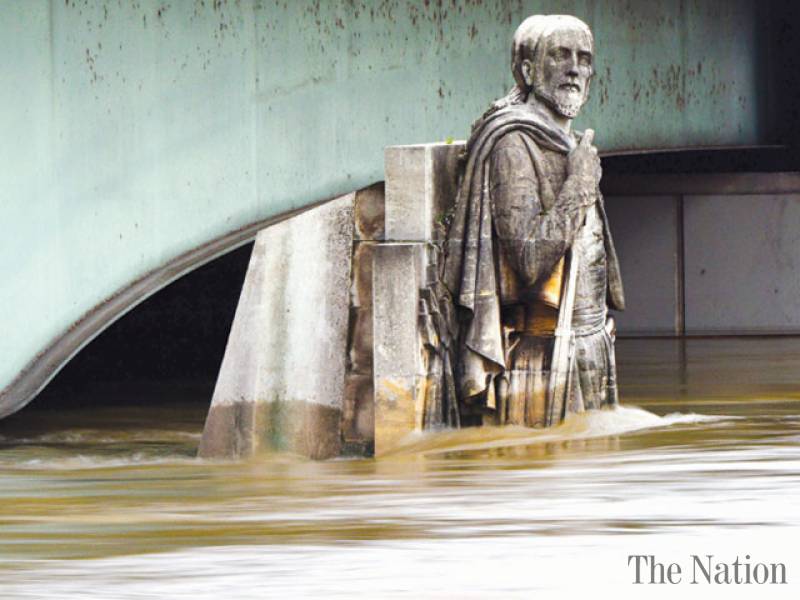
[{"xmin": 0, "ymin": 0, "xmax": 766, "ymax": 416}]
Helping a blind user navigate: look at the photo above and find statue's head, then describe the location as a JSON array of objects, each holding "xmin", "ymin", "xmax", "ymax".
[{"xmin": 511, "ymin": 15, "xmax": 594, "ymax": 120}]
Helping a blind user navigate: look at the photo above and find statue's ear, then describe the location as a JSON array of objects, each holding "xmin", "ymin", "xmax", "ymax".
[{"xmin": 521, "ymin": 59, "xmax": 534, "ymax": 87}]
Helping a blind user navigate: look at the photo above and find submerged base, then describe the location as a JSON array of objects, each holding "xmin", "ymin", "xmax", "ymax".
[{"xmin": 198, "ymin": 400, "xmax": 342, "ymax": 460}]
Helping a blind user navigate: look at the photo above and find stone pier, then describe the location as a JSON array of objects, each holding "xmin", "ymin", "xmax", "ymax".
[
  {"xmin": 199, "ymin": 142, "xmax": 464, "ymax": 459},
  {"xmin": 198, "ymin": 194, "xmax": 355, "ymax": 460}
]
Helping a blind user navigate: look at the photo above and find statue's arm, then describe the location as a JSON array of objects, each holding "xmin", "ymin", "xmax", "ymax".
[{"xmin": 490, "ymin": 133, "xmax": 593, "ymax": 288}]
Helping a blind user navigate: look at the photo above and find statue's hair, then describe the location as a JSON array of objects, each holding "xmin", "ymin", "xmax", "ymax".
[
  {"xmin": 511, "ymin": 15, "xmax": 592, "ymax": 99},
  {"xmin": 474, "ymin": 14, "xmax": 593, "ymax": 129}
]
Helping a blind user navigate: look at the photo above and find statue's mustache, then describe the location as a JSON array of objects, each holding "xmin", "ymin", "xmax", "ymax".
[{"xmin": 556, "ymin": 81, "xmax": 582, "ymax": 94}]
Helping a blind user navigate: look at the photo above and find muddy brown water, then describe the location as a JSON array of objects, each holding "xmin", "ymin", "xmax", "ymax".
[{"xmin": 1, "ymin": 338, "xmax": 798, "ymax": 598}]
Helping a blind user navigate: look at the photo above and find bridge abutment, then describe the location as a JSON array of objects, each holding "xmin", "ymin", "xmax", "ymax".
[{"xmin": 199, "ymin": 143, "xmax": 462, "ymax": 459}]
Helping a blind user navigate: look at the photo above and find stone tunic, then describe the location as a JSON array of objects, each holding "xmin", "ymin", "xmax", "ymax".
[
  {"xmin": 488, "ymin": 130, "xmax": 617, "ymax": 426},
  {"xmin": 573, "ymin": 200, "xmax": 608, "ymax": 332}
]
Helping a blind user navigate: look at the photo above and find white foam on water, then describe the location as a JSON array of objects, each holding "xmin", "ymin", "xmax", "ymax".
[
  {"xmin": 0, "ymin": 452, "xmax": 200, "ymax": 471},
  {"xmin": 385, "ymin": 405, "xmax": 733, "ymax": 456},
  {"xmin": 0, "ymin": 406, "xmax": 735, "ymax": 469},
  {"xmin": 0, "ymin": 430, "xmax": 201, "ymax": 444}
]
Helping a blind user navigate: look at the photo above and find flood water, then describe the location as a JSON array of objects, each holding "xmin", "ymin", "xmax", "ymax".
[{"xmin": 1, "ymin": 338, "xmax": 799, "ymax": 598}]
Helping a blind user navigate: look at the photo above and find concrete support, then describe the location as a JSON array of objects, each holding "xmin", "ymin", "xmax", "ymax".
[
  {"xmin": 372, "ymin": 243, "xmax": 425, "ymax": 456},
  {"xmin": 198, "ymin": 193, "xmax": 355, "ymax": 460}
]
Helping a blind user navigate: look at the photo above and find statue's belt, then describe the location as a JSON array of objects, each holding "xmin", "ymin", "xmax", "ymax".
[{"xmin": 515, "ymin": 302, "xmax": 608, "ymax": 338}]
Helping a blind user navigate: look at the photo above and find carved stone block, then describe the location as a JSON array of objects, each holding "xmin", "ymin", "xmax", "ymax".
[
  {"xmin": 342, "ymin": 241, "xmax": 377, "ymax": 448},
  {"xmin": 372, "ymin": 243, "xmax": 426, "ymax": 455},
  {"xmin": 384, "ymin": 142, "xmax": 463, "ymax": 242},
  {"xmin": 342, "ymin": 372, "xmax": 374, "ymax": 444},
  {"xmin": 354, "ymin": 183, "xmax": 386, "ymax": 241}
]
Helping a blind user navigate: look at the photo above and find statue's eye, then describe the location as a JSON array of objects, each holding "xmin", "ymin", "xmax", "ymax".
[{"xmin": 578, "ymin": 52, "xmax": 592, "ymax": 67}]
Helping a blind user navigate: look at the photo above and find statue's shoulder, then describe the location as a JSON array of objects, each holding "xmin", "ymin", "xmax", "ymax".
[
  {"xmin": 488, "ymin": 130, "xmax": 543, "ymax": 174},
  {"xmin": 492, "ymin": 129, "xmax": 533, "ymax": 155}
]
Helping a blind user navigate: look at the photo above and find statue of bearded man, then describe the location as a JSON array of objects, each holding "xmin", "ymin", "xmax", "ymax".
[{"xmin": 443, "ymin": 14, "xmax": 625, "ymax": 427}]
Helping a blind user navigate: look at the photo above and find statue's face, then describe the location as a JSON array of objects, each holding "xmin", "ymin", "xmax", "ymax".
[{"xmin": 524, "ymin": 27, "xmax": 594, "ymax": 119}]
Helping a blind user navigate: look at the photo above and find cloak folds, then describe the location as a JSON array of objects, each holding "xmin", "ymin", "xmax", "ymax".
[{"xmin": 442, "ymin": 103, "xmax": 625, "ymax": 400}]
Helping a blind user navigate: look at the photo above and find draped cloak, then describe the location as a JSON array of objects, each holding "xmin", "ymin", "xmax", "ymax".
[{"xmin": 442, "ymin": 103, "xmax": 625, "ymax": 400}]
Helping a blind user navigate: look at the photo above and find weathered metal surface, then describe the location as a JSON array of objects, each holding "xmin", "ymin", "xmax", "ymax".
[
  {"xmin": 603, "ymin": 172, "xmax": 800, "ymax": 196},
  {"xmin": 1, "ymin": 0, "xmax": 765, "ymax": 416}
]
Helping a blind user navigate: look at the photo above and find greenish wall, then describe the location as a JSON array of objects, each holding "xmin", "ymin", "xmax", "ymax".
[{"xmin": 0, "ymin": 0, "xmax": 765, "ymax": 409}]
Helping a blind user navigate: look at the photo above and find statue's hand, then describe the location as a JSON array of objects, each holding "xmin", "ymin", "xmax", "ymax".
[{"xmin": 567, "ymin": 129, "xmax": 601, "ymax": 194}]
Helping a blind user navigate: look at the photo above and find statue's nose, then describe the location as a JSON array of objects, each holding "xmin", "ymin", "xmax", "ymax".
[{"xmin": 566, "ymin": 53, "xmax": 579, "ymax": 76}]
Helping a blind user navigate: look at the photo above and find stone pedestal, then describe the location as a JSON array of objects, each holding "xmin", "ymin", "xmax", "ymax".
[
  {"xmin": 198, "ymin": 193, "xmax": 354, "ymax": 460},
  {"xmin": 371, "ymin": 142, "xmax": 463, "ymax": 455}
]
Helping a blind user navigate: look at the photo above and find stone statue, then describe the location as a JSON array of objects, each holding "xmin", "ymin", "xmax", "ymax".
[{"xmin": 443, "ymin": 14, "xmax": 625, "ymax": 427}]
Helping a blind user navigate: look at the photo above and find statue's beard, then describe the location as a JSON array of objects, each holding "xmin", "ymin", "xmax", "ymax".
[{"xmin": 534, "ymin": 86, "xmax": 586, "ymax": 119}]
